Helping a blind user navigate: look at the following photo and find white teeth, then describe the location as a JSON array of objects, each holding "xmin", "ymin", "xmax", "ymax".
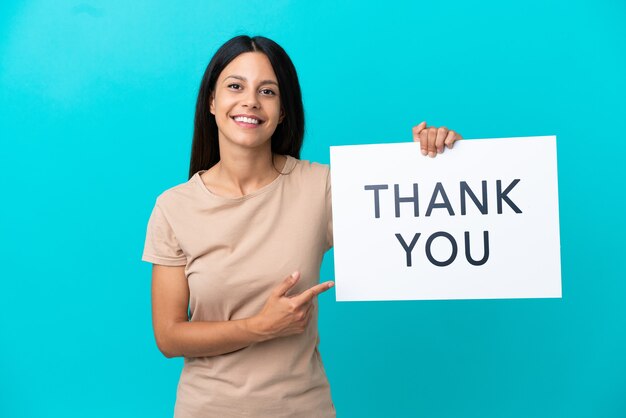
[{"xmin": 233, "ymin": 116, "xmax": 260, "ymax": 124}]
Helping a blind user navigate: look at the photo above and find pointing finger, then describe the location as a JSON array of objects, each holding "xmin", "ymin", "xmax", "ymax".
[{"xmin": 293, "ymin": 281, "xmax": 335, "ymax": 305}]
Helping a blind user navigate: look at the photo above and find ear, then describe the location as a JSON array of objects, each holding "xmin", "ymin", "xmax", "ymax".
[
  {"xmin": 209, "ymin": 93, "xmax": 215, "ymax": 115},
  {"xmin": 278, "ymin": 109, "xmax": 285, "ymax": 124}
]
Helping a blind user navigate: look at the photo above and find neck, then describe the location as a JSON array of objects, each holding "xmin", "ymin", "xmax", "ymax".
[{"xmin": 214, "ymin": 143, "xmax": 282, "ymax": 196}]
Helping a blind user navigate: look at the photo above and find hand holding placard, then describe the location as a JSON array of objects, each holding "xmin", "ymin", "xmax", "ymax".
[{"xmin": 412, "ymin": 121, "xmax": 463, "ymax": 157}]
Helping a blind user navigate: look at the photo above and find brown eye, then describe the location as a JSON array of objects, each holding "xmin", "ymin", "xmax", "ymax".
[
  {"xmin": 260, "ymin": 88, "xmax": 276, "ymax": 96},
  {"xmin": 227, "ymin": 83, "xmax": 242, "ymax": 90}
]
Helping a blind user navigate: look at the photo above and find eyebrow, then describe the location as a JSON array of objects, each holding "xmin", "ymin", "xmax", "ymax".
[{"xmin": 224, "ymin": 75, "xmax": 278, "ymax": 86}]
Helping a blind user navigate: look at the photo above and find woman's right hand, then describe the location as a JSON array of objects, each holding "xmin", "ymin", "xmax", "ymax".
[{"xmin": 250, "ymin": 271, "xmax": 334, "ymax": 340}]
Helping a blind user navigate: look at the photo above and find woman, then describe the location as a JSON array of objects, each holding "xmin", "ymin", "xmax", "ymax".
[{"xmin": 142, "ymin": 35, "xmax": 462, "ymax": 418}]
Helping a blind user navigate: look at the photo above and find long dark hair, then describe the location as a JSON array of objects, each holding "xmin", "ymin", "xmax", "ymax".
[{"xmin": 188, "ymin": 35, "xmax": 305, "ymax": 179}]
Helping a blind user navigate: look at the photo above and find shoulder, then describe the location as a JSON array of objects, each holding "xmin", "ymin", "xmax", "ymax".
[
  {"xmin": 282, "ymin": 157, "xmax": 330, "ymax": 201},
  {"xmin": 290, "ymin": 156, "xmax": 329, "ymax": 182},
  {"xmin": 153, "ymin": 175, "xmax": 199, "ymax": 211}
]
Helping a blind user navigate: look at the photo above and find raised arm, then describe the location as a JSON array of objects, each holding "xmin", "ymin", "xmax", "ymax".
[{"xmin": 151, "ymin": 266, "xmax": 333, "ymax": 358}]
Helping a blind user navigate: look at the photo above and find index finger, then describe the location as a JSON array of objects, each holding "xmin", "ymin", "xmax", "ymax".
[{"xmin": 292, "ymin": 281, "xmax": 335, "ymax": 305}]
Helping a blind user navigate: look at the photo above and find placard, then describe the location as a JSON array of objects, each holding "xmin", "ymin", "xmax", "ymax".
[{"xmin": 330, "ymin": 136, "xmax": 561, "ymax": 301}]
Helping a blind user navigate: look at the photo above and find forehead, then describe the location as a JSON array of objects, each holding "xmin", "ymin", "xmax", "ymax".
[{"xmin": 219, "ymin": 52, "xmax": 277, "ymax": 83}]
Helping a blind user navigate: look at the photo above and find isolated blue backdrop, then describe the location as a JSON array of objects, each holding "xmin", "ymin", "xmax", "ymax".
[{"xmin": 1, "ymin": 1, "xmax": 625, "ymax": 417}]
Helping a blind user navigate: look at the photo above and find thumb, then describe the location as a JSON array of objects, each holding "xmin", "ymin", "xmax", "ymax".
[{"xmin": 273, "ymin": 271, "xmax": 300, "ymax": 297}]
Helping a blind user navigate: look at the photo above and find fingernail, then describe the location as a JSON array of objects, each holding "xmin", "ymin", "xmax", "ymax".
[
  {"xmin": 328, "ymin": 282, "xmax": 335, "ymax": 288},
  {"xmin": 428, "ymin": 152, "xmax": 435, "ymax": 158},
  {"xmin": 292, "ymin": 271, "xmax": 299, "ymax": 278},
  {"xmin": 421, "ymin": 149, "xmax": 428, "ymax": 156}
]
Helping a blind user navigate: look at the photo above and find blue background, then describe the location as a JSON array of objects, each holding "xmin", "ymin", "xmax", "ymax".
[{"xmin": 1, "ymin": 1, "xmax": 625, "ymax": 417}]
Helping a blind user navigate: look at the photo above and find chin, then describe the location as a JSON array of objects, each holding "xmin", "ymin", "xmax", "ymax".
[{"xmin": 229, "ymin": 137, "xmax": 272, "ymax": 150}]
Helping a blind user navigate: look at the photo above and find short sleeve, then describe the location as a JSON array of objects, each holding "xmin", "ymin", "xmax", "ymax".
[
  {"xmin": 325, "ymin": 168, "xmax": 334, "ymax": 250},
  {"xmin": 141, "ymin": 203, "xmax": 187, "ymax": 266}
]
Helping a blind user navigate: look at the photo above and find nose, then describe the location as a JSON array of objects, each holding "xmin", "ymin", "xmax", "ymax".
[{"xmin": 242, "ymin": 90, "xmax": 260, "ymax": 109}]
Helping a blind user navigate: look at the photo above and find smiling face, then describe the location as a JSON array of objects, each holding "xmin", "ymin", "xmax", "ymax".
[{"xmin": 209, "ymin": 52, "xmax": 284, "ymax": 153}]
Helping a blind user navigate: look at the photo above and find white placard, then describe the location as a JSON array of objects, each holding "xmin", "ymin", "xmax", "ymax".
[{"xmin": 330, "ymin": 136, "xmax": 561, "ymax": 301}]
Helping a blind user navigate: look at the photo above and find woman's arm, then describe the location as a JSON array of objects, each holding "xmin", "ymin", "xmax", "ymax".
[{"xmin": 151, "ymin": 265, "xmax": 333, "ymax": 358}]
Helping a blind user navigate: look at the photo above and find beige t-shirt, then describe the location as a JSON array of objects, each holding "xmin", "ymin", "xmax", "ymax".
[{"xmin": 142, "ymin": 155, "xmax": 336, "ymax": 418}]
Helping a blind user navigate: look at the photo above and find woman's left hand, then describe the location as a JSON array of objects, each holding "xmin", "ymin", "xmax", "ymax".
[{"xmin": 412, "ymin": 121, "xmax": 463, "ymax": 158}]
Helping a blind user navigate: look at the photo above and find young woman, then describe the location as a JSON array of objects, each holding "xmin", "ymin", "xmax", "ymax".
[{"xmin": 142, "ymin": 35, "xmax": 462, "ymax": 418}]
